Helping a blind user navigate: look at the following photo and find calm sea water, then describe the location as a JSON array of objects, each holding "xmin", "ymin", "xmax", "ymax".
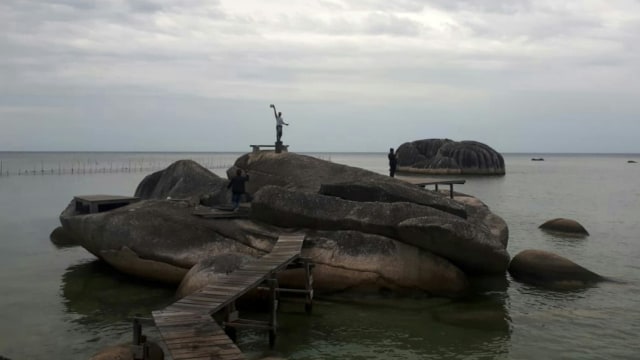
[{"xmin": 0, "ymin": 152, "xmax": 638, "ymax": 359}]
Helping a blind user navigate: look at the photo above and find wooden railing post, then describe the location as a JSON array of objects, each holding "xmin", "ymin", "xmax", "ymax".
[
  {"xmin": 268, "ymin": 277, "xmax": 278, "ymax": 348},
  {"xmin": 131, "ymin": 318, "xmax": 149, "ymax": 360},
  {"xmin": 303, "ymin": 259, "xmax": 314, "ymax": 314}
]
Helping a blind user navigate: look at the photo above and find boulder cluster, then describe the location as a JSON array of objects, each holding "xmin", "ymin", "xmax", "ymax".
[{"xmin": 57, "ymin": 152, "xmax": 510, "ymax": 298}]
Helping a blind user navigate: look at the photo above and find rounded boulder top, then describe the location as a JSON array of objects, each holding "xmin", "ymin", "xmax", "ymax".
[
  {"xmin": 539, "ymin": 218, "xmax": 589, "ymax": 236},
  {"xmin": 395, "ymin": 138, "xmax": 505, "ymax": 175},
  {"xmin": 509, "ymin": 249, "xmax": 604, "ymax": 289}
]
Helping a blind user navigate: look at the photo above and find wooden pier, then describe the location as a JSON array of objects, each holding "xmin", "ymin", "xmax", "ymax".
[
  {"xmin": 74, "ymin": 195, "xmax": 140, "ymax": 214},
  {"xmin": 398, "ymin": 176, "xmax": 466, "ymax": 199},
  {"xmin": 134, "ymin": 234, "xmax": 312, "ymax": 360}
]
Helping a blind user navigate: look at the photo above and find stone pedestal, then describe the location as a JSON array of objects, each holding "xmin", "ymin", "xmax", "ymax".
[{"xmin": 275, "ymin": 141, "xmax": 288, "ymax": 153}]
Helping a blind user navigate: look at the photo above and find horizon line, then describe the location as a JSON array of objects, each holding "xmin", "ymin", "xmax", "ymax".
[{"xmin": 1, "ymin": 150, "xmax": 639, "ymax": 155}]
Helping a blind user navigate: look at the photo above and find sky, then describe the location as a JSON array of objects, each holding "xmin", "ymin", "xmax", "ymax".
[{"xmin": 1, "ymin": 0, "xmax": 639, "ymax": 153}]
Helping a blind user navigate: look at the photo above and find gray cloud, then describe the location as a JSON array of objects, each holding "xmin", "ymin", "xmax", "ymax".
[
  {"xmin": 426, "ymin": 0, "xmax": 532, "ymax": 14},
  {"xmin": 1, "ymin": 0, "xmax": 640, "ymax": 152}
]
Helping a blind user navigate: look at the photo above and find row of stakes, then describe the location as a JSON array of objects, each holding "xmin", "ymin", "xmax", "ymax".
[
  {"xmin": 0, "ymin": 154, "xmax": 333, "ymax": 177},
  {"xmin": 0, "ymin": 160, "xmax": 232, "ymax": 177}
]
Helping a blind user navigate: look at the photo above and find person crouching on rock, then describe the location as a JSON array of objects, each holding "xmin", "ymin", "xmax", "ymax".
[{"xmin": 228, "ymin": 169, "xmax": 249, "ymax": 211}]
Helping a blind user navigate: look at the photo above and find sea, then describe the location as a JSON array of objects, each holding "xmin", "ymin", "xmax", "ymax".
[{"xmin": 0, "ymin": 152, "xmax": 638, "ymax": 359}]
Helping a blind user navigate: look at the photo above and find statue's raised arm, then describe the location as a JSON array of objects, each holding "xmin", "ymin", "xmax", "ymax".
[{"xmin": 270, "ymin": 104, "xmax": 278, "ymax": 119}]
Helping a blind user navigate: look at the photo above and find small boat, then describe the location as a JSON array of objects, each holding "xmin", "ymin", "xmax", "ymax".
[
  {"xmin": 628, "ymin": 160, "xmax": 637, "ymax": 164},
  {"xmin": 531, "ymin": 158, "xmax": 545, "ymax": 161}
]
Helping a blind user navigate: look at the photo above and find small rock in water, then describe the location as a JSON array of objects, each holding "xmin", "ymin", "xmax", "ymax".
[
  {"xmin": 49, "ymin": 226, "xmax": 78, "ymax": 247},
  {"xmin": 509, "ymin": 249, "xmax": 604, "ymax": 289},
  {"xmin": 539, "ymin": 218, "xmax": 589, "ymax": 236}
]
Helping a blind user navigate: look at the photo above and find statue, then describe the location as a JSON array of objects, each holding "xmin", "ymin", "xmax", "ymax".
[{"xmin": 270, "ymin": 104, "xmax": 289, "ymax": 142}]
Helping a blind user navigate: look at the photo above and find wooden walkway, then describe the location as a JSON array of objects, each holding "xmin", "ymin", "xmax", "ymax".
[
  {"xmin": 143, "ymin": 234, "xmax": 310, "ymax": 360},
  {"xmin": 398, "ymin": 176, "xmax": 466, "ymax": 199}
]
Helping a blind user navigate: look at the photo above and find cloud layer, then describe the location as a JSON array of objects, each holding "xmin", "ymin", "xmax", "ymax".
[{"xmin": 1, "ymin": 0, "xmax": 639, "ymax": 152}]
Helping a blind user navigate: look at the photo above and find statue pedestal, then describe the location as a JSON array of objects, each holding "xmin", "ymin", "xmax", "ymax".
[{"xmin": 275, "ymin": 141, "xmax": 288, "ymax": 153}]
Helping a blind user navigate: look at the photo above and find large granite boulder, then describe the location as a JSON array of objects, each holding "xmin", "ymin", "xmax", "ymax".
[
  {"xmin": 59, "ymin": 199, "xmax": 271, "ymax": 283},
  {"xmin": 252, "ymin": 185, "xmax": 507, "ymax": 274},
  {"xmin": 58, "ymin": 152, "xmax": 509, "ymax": 297},
  {"xmin": 230, "ymin": 150, "xmax": 446, "ymax": 193},
  {"xmin": 281, "ymin": 230, "xmax": 469, "ymax": 297},
  {"xmin": 135, "ymin": 160, "xmax": 229, "ymax": 205},
  {"xmin": 396, "ymin": 139, "xmax": 505, "ymax": 175},
  {"xmin": 318, "ymin": 179, "xmax": 467, "ymax": 218},
  {"xmin": 251, "ymin": 185, "xmax": 458, "ymax": 239},
  {"xmin": 396, "ymin": 216, "xmax": 509, "ymax": 274},
  {"xmin": 508, "ymin": 249, "xmax": 604, "ymax": 289}
]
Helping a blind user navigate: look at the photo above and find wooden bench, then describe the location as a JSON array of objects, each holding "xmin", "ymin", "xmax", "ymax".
[
  {"xmin": 399, "ymin": 177, "xmax": 466, "ymax": 199},
  {"xmin": 250, "ymin": 144, "xmax": 289, "ymax": 153},
  {"xmin": 74, "ymin": 195, "xmax": 140, "ymax": 214}
]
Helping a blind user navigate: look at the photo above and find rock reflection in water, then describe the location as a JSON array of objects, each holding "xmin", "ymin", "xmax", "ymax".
[
  {"xmin": 267, "ymin": 291, "xmax": 512, "ymax": 360},
  {"xmin": 61, "ymin": 260, "xmax": 174, "ymax": 324}
]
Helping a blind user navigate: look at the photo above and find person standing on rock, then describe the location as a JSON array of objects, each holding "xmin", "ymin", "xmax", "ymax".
[
  {"xmin": 388, "ymin": 148, "xmax": 398, "ymax": 177},
  {"xmin": 270, "ymin": 104, "xmax": 289, "ymax": 142},
  {"xmin": 227, "ymin": 169, "xmax": 249, "ymax": 211}
]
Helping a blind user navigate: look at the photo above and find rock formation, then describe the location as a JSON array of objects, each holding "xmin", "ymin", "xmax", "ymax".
[
  {"xmin": 135, "ymin": 159, "xmax": 229, "ymax": 205},
  {"xmin": 396, "ymin": 139, "xmax": 505, "ymax": 175},
  {"xmin": 58, "ymin": 152, "xmax": 510, "ymax": 298}
]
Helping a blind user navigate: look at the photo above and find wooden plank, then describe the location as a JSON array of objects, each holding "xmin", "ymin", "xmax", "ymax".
[
  {"xmin": 186, "ymin": 294, "xmax": 231, "ymax": 303},
  {"xmin": 165, "ymin": 303, "xmax": 211, "ymax": 313},
  {"xmin": 154, "ymin": 316, "xmax": 211, "ymax": 326},
  {"xmin": 151, "ymin": 233, "xmax": 308, "ymax": 360},
  {"xmin": 164, "ymin": 335, "xmax": 230, "ymax": 346},
  {"xmin": 174, "ymin": 299, "xmax": 220, "ymax": 308}
]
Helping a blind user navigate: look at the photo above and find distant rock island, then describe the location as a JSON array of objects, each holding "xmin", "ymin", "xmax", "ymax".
[{"xmin": 396, "ymin": 139, "xmax": 505, "ymax": 175}]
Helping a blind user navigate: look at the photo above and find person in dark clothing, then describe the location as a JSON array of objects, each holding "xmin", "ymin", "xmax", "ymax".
[
  {"xmin": 227, "ymin": 169, "xmax": 249, "ymax": 210},
  {"xmin": 388, "ymin": 148, "xmax": 397, "ymax": 177}
]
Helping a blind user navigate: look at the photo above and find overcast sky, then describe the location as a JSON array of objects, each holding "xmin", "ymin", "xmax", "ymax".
[{"xmin": 1, "ymin": 0, "xmax": 639, "ymax": 152}]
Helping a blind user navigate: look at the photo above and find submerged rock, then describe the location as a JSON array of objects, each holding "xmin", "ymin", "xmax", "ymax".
[
  {"xmin": 508, "ymin": 249, "xmax": 604, "ymax": 289},
  {"xmin": 396, "ymin": 138, "xmax": 505, "ymax": 175},
  {"xmin": 539, "ymin": 218, "xmax": 589, "ymax": 236}
]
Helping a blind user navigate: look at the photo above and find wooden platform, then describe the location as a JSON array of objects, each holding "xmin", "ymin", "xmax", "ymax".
[
  {"xmin": 398, "ymin": 176, "xmax": 466, "ymax": 199},
  {"xmin": 146, "ymin": 234, "xmax": 310, "ymax": 360},
  {"xmin": 74, "ymin": 195, "xmax": 140, "ymax": 214},
  {"xmin": 192, "ymin": 208, "xmax": 249, "ymax": 219},
  {"xmin": 249, "ymin": 143, "xmax": 289, "ymax": 153}
]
